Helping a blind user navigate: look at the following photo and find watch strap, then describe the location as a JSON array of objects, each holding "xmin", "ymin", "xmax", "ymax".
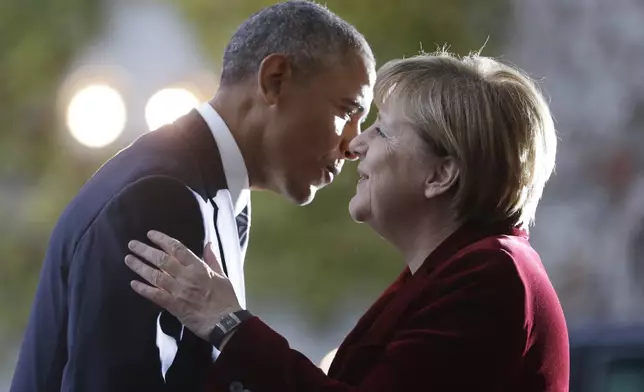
[{"xmin": 208, "ymin": 309, "xmax": 253, "ymax": 350}]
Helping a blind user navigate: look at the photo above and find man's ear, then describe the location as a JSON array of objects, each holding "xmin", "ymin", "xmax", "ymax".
[
  {"xmin": 424, "ymin": 157, "xmax": 459, "ymax": 199},
  {"xmin": 257, "ymin": 54, "xmax": 293, "ymax": 105}
]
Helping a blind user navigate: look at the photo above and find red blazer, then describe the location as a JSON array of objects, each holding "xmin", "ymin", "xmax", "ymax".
[{"xmin": 206, "ymin": 222, "xmax": 569, "ymax": 391}]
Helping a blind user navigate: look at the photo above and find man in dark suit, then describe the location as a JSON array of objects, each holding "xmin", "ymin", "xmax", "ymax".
[{"xmin": 10, "ymin": 2, "xmax": 375, "ymax": 391}]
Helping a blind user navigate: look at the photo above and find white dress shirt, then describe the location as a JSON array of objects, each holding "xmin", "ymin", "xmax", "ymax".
[
  {"xmin": 195, "ymin": 102, "xmax": 250, "ymax": 216},
  {"xmin": 157, "ymin": 103, "xmax": 251, "ymax": 380},
  {"xmin": 195, "ymin": 101, "xmax": 251, "ymax": 302}
]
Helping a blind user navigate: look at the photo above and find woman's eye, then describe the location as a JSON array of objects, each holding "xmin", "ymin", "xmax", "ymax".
[{"xmin": 374, "ymin": 127, "xmax": 386, "ymax": 137}]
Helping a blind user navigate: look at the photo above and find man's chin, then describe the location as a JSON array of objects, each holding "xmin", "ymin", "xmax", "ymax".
[{"xmin": 285, "ymin": 184, "xmax": 317, "ymax": 206}]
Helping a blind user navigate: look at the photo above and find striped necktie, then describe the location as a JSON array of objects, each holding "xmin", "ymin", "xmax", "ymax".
[{"xmin": 236, "ymin": 205, "xmax": 249, "ymax": 249}]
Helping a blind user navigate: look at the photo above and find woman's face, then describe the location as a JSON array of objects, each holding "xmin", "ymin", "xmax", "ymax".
[{"xmin": 348, "ymin": 107, "xmax": 446, "ymax": 234}]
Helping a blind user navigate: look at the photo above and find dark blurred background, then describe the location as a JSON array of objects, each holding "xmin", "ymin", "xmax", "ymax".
[{"xmin": 2, "ymin": 0, "xmax": 644, "ymax": 390}]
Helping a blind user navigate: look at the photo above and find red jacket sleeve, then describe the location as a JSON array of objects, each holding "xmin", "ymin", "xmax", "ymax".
[{"xmin": 207, "ymin": 250, "xmax": 537, "ymax": 391}]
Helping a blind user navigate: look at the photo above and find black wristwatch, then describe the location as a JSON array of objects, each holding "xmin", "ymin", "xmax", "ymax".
[{"xmin": 208, "ymin": 309, "xmax": 253, "ymax": 350}]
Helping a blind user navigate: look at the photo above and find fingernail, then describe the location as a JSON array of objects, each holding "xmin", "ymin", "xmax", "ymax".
[
  {"xmin": 128, "ymin": 240, "xmax": 137, "ymax": 250},
  {"xmin": 148, "ymin": 230, "xmax": 160, "ymax": 239},
  {"xmin": 124, "ymin": 255, "xmax": 134, "ymax": 265}
]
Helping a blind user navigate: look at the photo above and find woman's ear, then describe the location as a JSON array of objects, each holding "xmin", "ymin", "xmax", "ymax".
[
  {"xmin": 424, "ymin": 157, "xmax": 459, "ymax": 199},
  {"xmin": 257, "ymin": 54, "xmax": 293, "ymax": 105}
]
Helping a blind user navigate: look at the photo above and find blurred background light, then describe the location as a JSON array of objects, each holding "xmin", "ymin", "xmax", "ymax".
[
  {"xmin": 66, "ymin": 84, "xmax": 127, "ymax": 148},
  {"xmin": 144, "ymin": 87, "xmax": 199, "ymax": 131}
]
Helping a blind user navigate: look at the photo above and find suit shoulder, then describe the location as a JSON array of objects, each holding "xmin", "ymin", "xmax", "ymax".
[
  {"xmin": 462, "ymin": 234, "xmax": 549, "ymax": 291},
  {"xmin": 447, "ymin": 234, "xmax": 539, "ymax": 277},
  {"xmin": 87, "ymin": 175, "xmax": 204, "ymax": 234},
  {"xmin": 74, "ymin": 175, "xmax": 206, "ymax": 255},
  {"xmin": 104, "ymin": 175, "xmax": 205, "ymax": 224},
  {"xmin": 447, "ymin": 239, "xmax": 521, "ymax": 274},
  {"xmin": 406, "ymin": 237, "xmax": 530, "ymax": 338},
  {"xmin": 427, "ymin": 237, "xmax": 529, "ymax": 305},
  {"xmin": 116, "ymin": 175, "xmax": 197, "ymax": 202}
]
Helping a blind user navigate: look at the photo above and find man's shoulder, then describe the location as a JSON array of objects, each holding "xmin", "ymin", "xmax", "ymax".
[
  {"xmin": 46, "ymin": 125, "xmax": 219, "ymax": 259},
  {"xmin": 111, "ymin": 175, "xmax": 202, "ymax": 211},
  {"xmin": 84, "ymin": 175, "xmax": 200, "ymax": 221},
  {"xmin": 63, "ymin": 129, "xmax": 201, "ymax": 224},
  {"xmin": 71, "ymin": 175, "xmax": 205, "ymax": 249},
  {"xmin": 54, "ymin": 174, "xmax": 200, "ymax": 244}
]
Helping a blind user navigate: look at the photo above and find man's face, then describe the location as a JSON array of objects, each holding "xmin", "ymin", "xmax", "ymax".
[{"xmin": 264, "ymin": 54, "xmax": 375, "ymax": 205}]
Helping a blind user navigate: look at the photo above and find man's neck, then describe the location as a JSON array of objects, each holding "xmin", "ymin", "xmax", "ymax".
[{"xmin": 210, "ymin": 89, "xmax": 267, "ymax": 190}]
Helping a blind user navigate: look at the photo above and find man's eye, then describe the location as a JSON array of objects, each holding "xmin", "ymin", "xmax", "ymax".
[{"xmin": 344, "ymin": 108, "xmax": 357, "ymax": 120}]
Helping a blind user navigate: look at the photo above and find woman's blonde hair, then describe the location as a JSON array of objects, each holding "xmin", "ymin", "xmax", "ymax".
[{"xmin": 375, "ymin": 50, "xmax": 557, "ymax": 229}]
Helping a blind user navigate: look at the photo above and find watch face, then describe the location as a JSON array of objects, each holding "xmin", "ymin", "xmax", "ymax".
[{"xmin": 221, "ymin": 316, "xmax": 238, "ymax": 331}]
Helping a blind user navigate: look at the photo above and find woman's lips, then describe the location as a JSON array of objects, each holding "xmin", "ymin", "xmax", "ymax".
[{"xmin": 357, "ymin": 166, "xmax": 369, "ymax": 182}]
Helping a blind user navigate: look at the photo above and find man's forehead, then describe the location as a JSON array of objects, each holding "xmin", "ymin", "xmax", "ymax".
[
  {"xmin": 320, "ymin": 57, "xmax": 375, "ymax": 116},
  {"xmin": 333, "ymin": 56, "xmax": 374, "ymax": 91}
]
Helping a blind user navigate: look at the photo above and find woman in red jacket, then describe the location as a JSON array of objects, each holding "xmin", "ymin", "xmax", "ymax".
[{"xmin": 125, "ymin": 50, "xmax": 569, "ymax": 391}]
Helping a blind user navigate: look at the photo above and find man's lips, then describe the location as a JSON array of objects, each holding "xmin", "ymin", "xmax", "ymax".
[{"xmin": 326, "ymin": 165, "xmax": 340, "ymax": 177}]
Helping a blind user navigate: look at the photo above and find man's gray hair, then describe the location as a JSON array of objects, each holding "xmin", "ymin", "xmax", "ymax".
[{"xmin": 220, "ymin": 1, "xmax": 374, "ymax": 86}]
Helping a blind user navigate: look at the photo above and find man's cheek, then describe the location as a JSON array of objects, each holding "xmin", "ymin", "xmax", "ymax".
[{"xmin": 334, "ymin": 116, "xmax": 348, "ymax": 136}]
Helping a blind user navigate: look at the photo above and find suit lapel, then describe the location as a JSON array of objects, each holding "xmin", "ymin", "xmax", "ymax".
[
  {"xmin": 154, "ymin": 111, "xmax": 245, "ymax": 384},
  {"xmin": 173, "ymin": 110, "xmax": 247, "ymax": 307},
  {"xmin": 156, "ymin": 188, "xmax": 221, "ymax": 382}
]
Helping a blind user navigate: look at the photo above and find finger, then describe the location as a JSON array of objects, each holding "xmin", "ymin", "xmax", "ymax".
[
  {"xmin": 128, "ymin": 240, "xmax": 183, "ymax": 276},
  {"xmin": 130, "ymin": 280, "xmax": 176, "ymax": 311},
  {"xmin": 148, "ymin": 230, "xmax": 199, "ymax": 267},
  {"xmin": 125, "ymin": 255, "xmax": 178, "ymax": 294},
  {"xmin": 203, "ymin": 242, "xmax": 225, "ymax": 277}
]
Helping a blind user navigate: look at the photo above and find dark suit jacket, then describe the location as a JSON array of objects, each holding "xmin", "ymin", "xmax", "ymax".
[
  {"xmin": 11, "ymin": 110, "xmax": 228, "ymax": 391},
  {"xmin": 206, "ymin": 221, "xmax": 569, "ymax": 391}
]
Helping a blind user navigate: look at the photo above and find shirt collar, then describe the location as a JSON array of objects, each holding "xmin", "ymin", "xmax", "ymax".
[{"xmin": 195, "ymin": 102, "xmax": 250, "ymax": 215}]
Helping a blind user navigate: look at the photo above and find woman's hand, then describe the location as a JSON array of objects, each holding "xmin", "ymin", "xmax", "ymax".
[{"xmin": 124, "ymin": 230, "xmax": 242, "ymax": 341}]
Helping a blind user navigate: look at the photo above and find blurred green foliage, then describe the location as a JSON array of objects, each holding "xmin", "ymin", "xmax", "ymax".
[
  {"xmin": 0, "ymin": 0, "xmax": 509, "ymax": 369},
  {"xmin": 0, "ymin": 0, "xmax": 104, "ymax": 365}
]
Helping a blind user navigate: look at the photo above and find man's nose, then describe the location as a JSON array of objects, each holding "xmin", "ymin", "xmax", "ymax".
[{"xmin": 340, "ymin": 121, "xmax": 362, "ymax": 161}]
